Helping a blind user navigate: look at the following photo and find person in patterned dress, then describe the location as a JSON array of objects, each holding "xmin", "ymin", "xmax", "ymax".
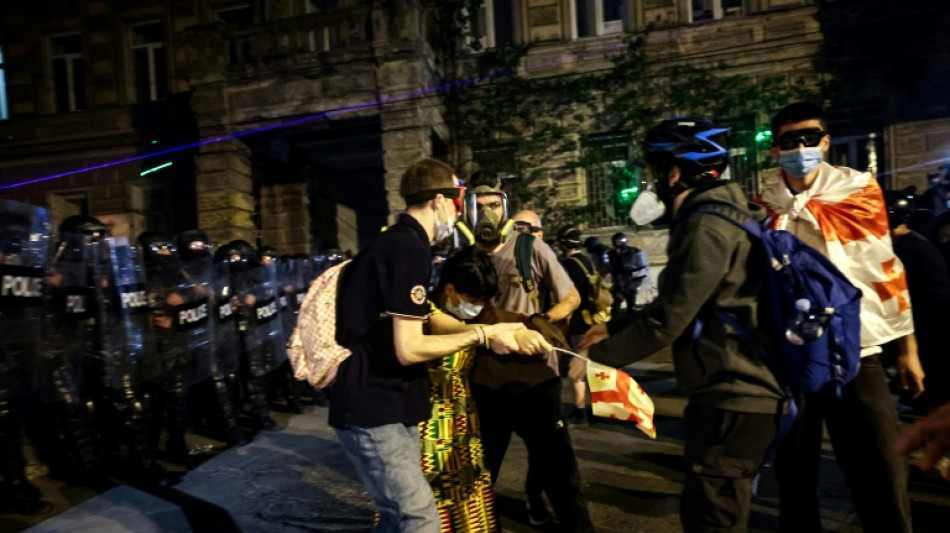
[{"xmin": 421, "ymin": 246, "xmax": 501, "ymax": 532}]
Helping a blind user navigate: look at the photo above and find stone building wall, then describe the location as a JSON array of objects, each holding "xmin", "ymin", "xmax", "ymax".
[{"xmin": 886, "ymin": 118, "xmax": 950, "ymax": 192}]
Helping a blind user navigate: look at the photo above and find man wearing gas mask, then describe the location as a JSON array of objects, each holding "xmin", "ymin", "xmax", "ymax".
[
  {"xmin": 574, "ymin": 117, "xmax": 784, "ymax": 532},
  {"xmin": 461, "ymin": 172, "xmax": 590, "ymax": 531}
]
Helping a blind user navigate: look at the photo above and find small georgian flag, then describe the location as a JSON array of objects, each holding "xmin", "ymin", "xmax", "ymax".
[{"xmin": 556, "ymin": 348, "xmax": 657, "ymax": 439}]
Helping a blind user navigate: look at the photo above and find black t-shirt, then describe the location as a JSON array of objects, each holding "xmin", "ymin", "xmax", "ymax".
[
  {"xmin": 560, "ymin": 252, "xmax": 592, "ymax": 336},
  {"xmin": 328, "ymin": 214, "xmax": 433, "ymax": 429}
]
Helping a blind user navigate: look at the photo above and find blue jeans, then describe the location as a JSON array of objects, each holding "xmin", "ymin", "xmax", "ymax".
[{"xmin": 335, "ymin": 424, "xmax": 440, "ymax": 533}]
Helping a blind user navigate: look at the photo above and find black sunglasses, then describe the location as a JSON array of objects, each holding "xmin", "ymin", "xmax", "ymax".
[
  {"xmin": 774, "ymin": 128, "xmax": 827, "ymax": 150},
  {"xmin": 513, "ymin": 221, "xmax": 541, "ymax": 234}
]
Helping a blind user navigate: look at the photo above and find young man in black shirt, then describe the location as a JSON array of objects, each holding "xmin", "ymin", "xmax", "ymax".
[{"xmin": 329, "ymin": 158, "xmax": 546, "ymax": 533}]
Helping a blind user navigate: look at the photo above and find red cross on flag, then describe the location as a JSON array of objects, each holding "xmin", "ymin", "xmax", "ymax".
[{"xmin": 587, "ymin": 360, "xmax": 656, "ymax": 439}]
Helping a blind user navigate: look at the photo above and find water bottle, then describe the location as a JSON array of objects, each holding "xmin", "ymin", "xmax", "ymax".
[{"xmin": 785, "ymin": 298, "xmax": 825, "ymax": 345}]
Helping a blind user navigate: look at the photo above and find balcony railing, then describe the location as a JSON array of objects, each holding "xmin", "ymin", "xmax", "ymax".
[{"xmin": 224, "ymin": 8, "xmax": 373, "ymax": 68}]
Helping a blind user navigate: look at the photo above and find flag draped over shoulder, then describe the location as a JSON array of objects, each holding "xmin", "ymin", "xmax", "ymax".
[
  {"xmin": 587, "ymin": 359, "xmax": 656, "ymax": 439},
  {"xmin": 758, "ymin": 163, "xmax": 913, "ymax": 348}
]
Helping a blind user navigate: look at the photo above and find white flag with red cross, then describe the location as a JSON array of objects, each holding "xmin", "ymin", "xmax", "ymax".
[{"xmin": 587, "ymin": 360, "xmax": 657, "ymax": 439}]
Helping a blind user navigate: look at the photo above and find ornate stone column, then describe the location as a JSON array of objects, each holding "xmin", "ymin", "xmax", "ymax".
[{"xmin": 194, "ymin": 139, "xmax": 256, "ymax": 246}]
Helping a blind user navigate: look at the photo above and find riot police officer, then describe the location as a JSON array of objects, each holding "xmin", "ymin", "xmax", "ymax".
[
  {"xmin": 607, "ymin": 232, "xmax": 648, "ymax": 317},
  {"xmin": 218, "ymin": 240, "xmax": 276, "ymax": 432},
  {"xmin": 0, "ymin": 202, "xmax": 52, "ymax": 514},
  {"xmin": 260, "ymin": 246, "xmax": 301, "ymax": 414},
  {"xmin": 139, "ymin": 231, "xmax": 202, "ymax": 465},
  {"xmin": 35, "ymin": 216, "xmax": 101, "ymax": 484},
  {"xmin": 177, "ymin": 230, "xmax": 245, "ymax": 446}
]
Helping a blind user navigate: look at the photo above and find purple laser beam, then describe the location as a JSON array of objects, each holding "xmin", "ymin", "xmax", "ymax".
[{"xmin": 0, "ymin": 41, "xmax": 625, "ymax": 192}]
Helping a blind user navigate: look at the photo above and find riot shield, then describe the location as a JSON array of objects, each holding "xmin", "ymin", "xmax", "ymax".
[
  {"xmin": 163, "ymin": 257, "xmax": 215, "ymax": 387},
  {"xmin": 277, "ymin": 259, "xmax": 298, "ymax": 346},
  {"xmin": 293, "ymin": 257, "xmax": 313, "ymax": 311},
  {"xmin": 211, "ymin": 261, "xmax": 240, "ymax": 378},
  {"xmin": 234, "ymin": 262, "xmax": 286, "ymax": 376},
  {"xmin": 39, "ymin": 232, "xmax": 93, "ymax": 404},
  {"xmin": 111, "ymin": 239, "xmax": 162, "ymax": 385},
  {"xmin": 0, "ymin": 200, "xmax": 49, "ymax": 403}
]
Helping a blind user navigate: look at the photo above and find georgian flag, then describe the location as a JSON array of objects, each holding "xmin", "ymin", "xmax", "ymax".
[
  {"xmin": 758, "ymin": 163, "xmax": 914, "ymax": 349},
  {"xmin": 587, "ymin": 359, "xmax": 657, "ymax": 439}
]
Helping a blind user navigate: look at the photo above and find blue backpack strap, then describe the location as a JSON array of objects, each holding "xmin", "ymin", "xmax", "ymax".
[{"xmin": 716, "ymin": 311, "xmax": 797, "ymax": 462}]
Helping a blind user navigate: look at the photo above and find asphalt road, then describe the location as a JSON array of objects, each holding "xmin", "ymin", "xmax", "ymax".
[{"xmin": 4, "ymin": 351, "xmax": 950, "ymax": 533}]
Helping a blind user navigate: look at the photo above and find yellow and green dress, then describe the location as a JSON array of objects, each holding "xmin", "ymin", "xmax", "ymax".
[{"xmin": 419, "ymin": 311, "xmax": 499, "ymax": 532}]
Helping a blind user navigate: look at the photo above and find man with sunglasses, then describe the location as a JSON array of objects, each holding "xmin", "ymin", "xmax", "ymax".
[
  {"xmin": 328, "ymin": 158, "xmax": 543, "ymax": 533},
  {"xmin": 759, "ymin": 102, "xmax": 924, "ymax": 533}
]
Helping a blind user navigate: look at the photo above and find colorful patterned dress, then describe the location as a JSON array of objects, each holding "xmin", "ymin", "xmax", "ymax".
[{"xmin": 419, "ymin": 331, "xmax": 499, "ymax": 532}]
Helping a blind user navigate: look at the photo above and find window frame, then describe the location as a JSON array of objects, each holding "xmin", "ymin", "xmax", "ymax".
[
  {"xmin": 49, "ymin": 32, "xmax": 86, "ymax": 113},
  {"xmin": 0, "ymin": 46, "xmax": 8, "ymax": 120},
  {"xmin": 690, "ymin": 0, "xmax": 745, "ymax": 24},
  {"xmin": 129, "ymin": 21, "xmax": 167, "ymax": 103}
]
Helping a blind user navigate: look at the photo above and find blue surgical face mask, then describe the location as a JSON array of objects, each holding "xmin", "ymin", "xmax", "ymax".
[
  {"xmin": 778, "ymin": 147, "xmax": 823, "ymax": 178},
  {"xmin": 445, "ymin": 297, "xmax": 484, "ymax": 320}
]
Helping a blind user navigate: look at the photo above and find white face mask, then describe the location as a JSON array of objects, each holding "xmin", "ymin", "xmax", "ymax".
[
  {"xmin": 445, "ymin": 297, "xmax": 484, "ymax": 320},
  {"xmin": 432, "ymin": 199, "xmax": 456, "ymax": 243},
  {"xmin": 630, "ymin": 190, "xmax": 666, "ymax": 226}
]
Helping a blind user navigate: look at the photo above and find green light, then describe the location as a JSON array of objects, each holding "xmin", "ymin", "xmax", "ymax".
[
  {"xmin": 140, "ymin": 161, "xmax": 173, "ymax": 176},
  {"xmin": 755, "ymin": 130, "xmax": 773, "ymax": 143},
  {"xmin": 619, "ymin": 186, "xmax": 639, "ymax": 200},
  {"xmin": 150, "ymin": 140, "xmax": 158, "ymax": 144}
]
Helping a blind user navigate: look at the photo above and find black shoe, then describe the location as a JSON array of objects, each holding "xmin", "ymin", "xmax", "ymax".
[
  {"xmin": 526, "ymin": 494, "xmax": 551, "ymax": 526},
  {"xmin": 567, "ymin": 407, "xmax": 589, "ymax": 427}
]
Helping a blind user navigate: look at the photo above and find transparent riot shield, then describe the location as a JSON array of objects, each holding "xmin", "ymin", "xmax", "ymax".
[
  {"xmin": 0, "ymin": 200, "xmax": 49, "ymax": 404},
  {"xmin": 293, "ymin": 257, "xmax": 312, "ymax": 312},
  {"xmin": 86, "ymin": 238, "xmax": 128, "ymax": 392},
  {"xmin": 277, "ymin": 259, "xmax": 298, "ymax": 346},
  {"xmin": 39, "ymin": 233, "xmax": 93, "ymax": 404},
  {"xmin": 234, "ymin": 263, "xmax": 286, "ymax": 376},
  {"xmin": 168, "ymin": 257, "xmax": 215, "ymax": 387},
  {"xmin": 111, "ymin": 239, "xmax": 162, "ymax": 385},
  {"xmin": 212, "ymin": 261, "xmax": 240, "ymax": 378}
]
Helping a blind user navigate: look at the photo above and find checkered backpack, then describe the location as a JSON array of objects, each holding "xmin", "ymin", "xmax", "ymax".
[{"xmin": 287, "ymin": 259, "xmax": 352, "ymax": 389}]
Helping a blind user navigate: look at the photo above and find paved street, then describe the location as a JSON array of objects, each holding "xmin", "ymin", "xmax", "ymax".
[{"xmin": 4, "ymin": 351, "xmax": 950, "ymax": 533}]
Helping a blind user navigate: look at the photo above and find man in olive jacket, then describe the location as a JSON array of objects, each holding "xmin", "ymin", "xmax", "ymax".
[{"xmin": 572, "ymin": 118, "xmax": 784, "ymax": 532}]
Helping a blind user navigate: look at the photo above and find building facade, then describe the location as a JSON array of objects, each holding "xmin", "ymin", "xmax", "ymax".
[{"xmin": 0, "ymin": 0, "xmax": 944, "ymax": 253}]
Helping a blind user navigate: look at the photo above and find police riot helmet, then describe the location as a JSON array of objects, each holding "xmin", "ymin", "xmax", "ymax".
[
  {"xmin": 643, "ymin": 118, "xmax": 730, "ymax": 204},
  {"xmin": 137, "ymin": 231, "xmax": 178, "ymax": 266},
  {"xmin": 884, "ymin": 187, "xmax": 918, "ymax": 229},
  {"xmin": 258, "ymin": 245, "xmax": 279, "ymax": 266},
  {"xmin": 176, "ymin": 229, "xmax": 212, "ymax": 262},
  {"xmin": 462, "ymin": 171, "xmax": 512, "ymax": 245},
  {"xmin": 215, "ymin": 240, "xmax": 258, "ymax": 272},
  {"xmin": 324, "ymin": 248, "xmax": 345, "ymax": 266},
  {"xmin": 557, "ymin": 225, "xmax": 583, "ymax": 250},
  {"xmin": 60, "ymin": 214, "xmax": 109, "ymax": 241},
  {"xmin": 612, "ymin": 232, "xmax": 628, "ymax": 247}
]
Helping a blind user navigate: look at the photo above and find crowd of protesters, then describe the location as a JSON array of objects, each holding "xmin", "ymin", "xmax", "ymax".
[{"xmin": 6, "ymin": 102, "xmax": 950, "ymax": 533}]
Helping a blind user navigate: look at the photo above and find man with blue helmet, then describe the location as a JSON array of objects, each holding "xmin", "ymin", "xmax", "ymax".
[{"xmin": 572, "ymin": 117, "xmax": 784, "ymax": 532}]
